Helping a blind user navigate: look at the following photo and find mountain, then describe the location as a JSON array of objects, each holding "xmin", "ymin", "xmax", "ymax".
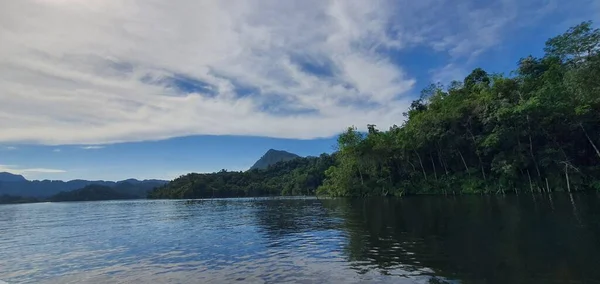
[
  {"xmin": 50, "ymin": 185, "xmax": 137, "ymax": 202},
  {"xmin": 0, "ymin": 172, "xmax": 27, "ymax": 182},
  {"xmin": 0, "ymin": 175, "xmax": 168, "ymax": 198},
  {"xmin": 149, "ymin": 153, "xmax": 335, "ymax": 199},
  {"xmin": 250, "ymin": 149, "xmax": 301, "ymax": 170}
]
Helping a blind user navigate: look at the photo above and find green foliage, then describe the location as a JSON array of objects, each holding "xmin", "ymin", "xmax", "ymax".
[
  {"xmin": 148, "ymin": 154, "xmax": 335, "ymax": 199},
  {"xmin": 50, "ymin": 185, "xmax": 137, "ymax": 202},
  {"xmin": 145, "ymin": 22, "xmax": 600, "ymax": 199},
  {"xmin": 544, "ymin": 21, "xmax": 600, "ymax": 64},
  {"xmin": 0, "ymin": 194, "xmax": 41, "ymax": 204},
  {"xmin": 318, "ymin": 21, "xmax": 600, "ymax": 197}
]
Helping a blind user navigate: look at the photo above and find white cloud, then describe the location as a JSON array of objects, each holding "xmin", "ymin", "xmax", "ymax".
[
  {"xmin": 0, "ymin": 164, "xmax": 66, "ymax": 175},
  {"xmin": 53, "ymin": 148, "xmax": 61, "ymax": 152},
  {"xmin": 80, "ymin": 146, "xmax": 105, "ymax": 150},
  {"xmin": 3, "ymin": 146, "xmax": 17, "ymax": 151},
  {"xmin": 430, "ymin": 64, "xmax": 468, "ymax": 86},
  {"xmin": 0, "ymin": 0, "xmax": 594, "ymax": 145}
]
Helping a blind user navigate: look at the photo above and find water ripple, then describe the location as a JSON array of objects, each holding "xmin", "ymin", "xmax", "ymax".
[{"xmin": 2, "ymin": 195, "xmax": 599, "ymax": 283}]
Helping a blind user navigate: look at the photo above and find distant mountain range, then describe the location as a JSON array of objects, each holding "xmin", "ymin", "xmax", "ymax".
[
  {"xmin": 0, "ymin": 172, "xmax": 168, "ymax": 198},
  {"xmin": 49, "ymin": 184, "xmax": 139, "ymax": 202},
  {"xmin": 0, "ymin": 149, "xmax": 300, "ymax": 200},
  {"xmin": 250, "ymin": 149, "xmax": 301, "ymax": 170},
  {"xmin": 0, "ymin": 172, "xmax": 26, "ymax": 182}
]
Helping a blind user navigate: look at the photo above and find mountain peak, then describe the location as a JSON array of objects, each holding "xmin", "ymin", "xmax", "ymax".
[
  {"xmin": 0, "ymin": 172, "xmax": 27, "ymax": 182},
  {"xmin": 250, "ymin": 149, "xmax": 300, "ymax": 170}
]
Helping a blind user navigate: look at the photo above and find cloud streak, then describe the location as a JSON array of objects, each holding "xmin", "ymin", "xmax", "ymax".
[
  {"xmin": 0, "ymin": 0, "xmax": 594, "ymax": 145},
  {"xmin": 0, "ymin": 164, "xmax": 66, "ymax": 175},
  {"xmin": 80, "ymin": 146, "xmax": 105, "ymax": 150}
]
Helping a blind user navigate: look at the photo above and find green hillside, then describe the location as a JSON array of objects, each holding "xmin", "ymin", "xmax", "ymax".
[
  {"xmin": 50, "ymin": 185, "xmax": 137, "ymax": 202},
  {"xmin": 148, "ymin": 153, "xmax": 335, "ymax": 199},
  {"xmin": 149, "ymin": 22, "xmax": 600, "ymax": 199}
]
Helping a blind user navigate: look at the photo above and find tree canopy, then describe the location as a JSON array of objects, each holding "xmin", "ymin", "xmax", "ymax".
[
  {"xmin": 317, "ymin": 21, "xmax": 600, "ymax": 197},
  {"xmin": 148, "ymin": 154, "xmax": 335, "ymax": 199},
  {"xmin": 148, "ymin": 21, "xmax": 600, "ymax": 200}
]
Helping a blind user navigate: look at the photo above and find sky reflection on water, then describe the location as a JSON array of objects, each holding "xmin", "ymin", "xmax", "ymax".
[{"xmin": 1, "ymin": 194, "xmax": 599, "ymax": 283}]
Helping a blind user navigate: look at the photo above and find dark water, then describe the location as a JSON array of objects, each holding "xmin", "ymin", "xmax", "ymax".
[{"xmin": 1, "ymin": 194, "xmax": 600, "ymax": 284}]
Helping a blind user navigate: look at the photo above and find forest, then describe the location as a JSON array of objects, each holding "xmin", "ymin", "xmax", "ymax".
[
  {"xmin": 149, "ymin": 21, "xmax": 600, "ymax": 199},
  {"xmin": 0, "ymin": 182, "xmax": 160, "ymax": 204},
  {"xmin": 318, "ymin": 21, "xmax": 600, "ymax": 197},
  {"xmin": 147, "ymin": 154, "xmax": 335, "ymax": 199}
]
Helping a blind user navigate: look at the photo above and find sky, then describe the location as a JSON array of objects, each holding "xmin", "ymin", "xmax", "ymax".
[{"xmin": 0, "ymin": 0, "xmax": 598, "ymax": 181}]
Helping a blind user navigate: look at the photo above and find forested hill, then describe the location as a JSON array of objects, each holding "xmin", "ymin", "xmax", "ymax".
[
  {"xmin": 148, "ymin": 154, "xmax": 335, "ymax": 199},
  {"xmin": 0, "ymin": 178, "xmax": 167, "ymax": 198},
  {"xmin": 0, "ymin": 172, "xmax": 27, "ymax": 182},
  {"xmin": 319, "ymin": 21, "xmax": 600, "ymax": 197},
  {"xmin": 250, "ymin": 149, "xmax": 300, "ymax": 170},
  {"xmin": 49, "ymin": 185, "xmax": 137, "ymax": 202},
  {"xmin": 150, "ymin": 21, "xmax": 600, "ymax": 199},
  {"xmin": 1, "ymin": 184, "xmax": 141, "ymax": 204}
]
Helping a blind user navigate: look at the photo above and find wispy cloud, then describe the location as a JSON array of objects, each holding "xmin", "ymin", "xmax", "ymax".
[
  {"xmin": 0, "ymin": 0, "xmax": 594, "ymax": 144},
  {"xmin": 0, "ymin": 164, "xmax": 66, "ymax": 175},
  {"xmin": 3, "ymin": 146, "xmax": 17, "ymax": 151},
  {"xmin": 430, "ymin": 64, "xmax": 468, "ymax": 86},
  {"xmin": 53, "ymin": 148, "xmax": 61, "ymax": 152},
  {"xmin": 80, "ymin": 146, "xmax": 104, "ymax": 150}
]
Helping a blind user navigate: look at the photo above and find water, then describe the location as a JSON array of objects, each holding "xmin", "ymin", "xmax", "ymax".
[{"xmin": 1, "ymin": 194, "xmax": 600, "ymax": 283}]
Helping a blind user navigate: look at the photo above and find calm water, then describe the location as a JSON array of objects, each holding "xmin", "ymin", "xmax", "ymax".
[{"xmin": 2, "ymin": 194, "xmax": 600, "ymax": 283}]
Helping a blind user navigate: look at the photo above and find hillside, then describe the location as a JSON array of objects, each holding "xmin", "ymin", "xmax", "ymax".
[
  {"xmin": 318, "ymin": 21, "xmax": 600, "ymax": 197},
  {"xmin": 1, "ymin": 183, "xmax": 149, "ymax": 204},
  {"xmin": 148, "ymin": 153, "xmax": 335, "ymax": 199},
  {"xmin": 151, "ymin": 22, "xmax": 600, "ymax": 199},
  {"xmin": 50, "ymin": 185, "xmax": 137, "ymax": 202},
  {"xmin": 0, "ymin": 177, "xmax": 167, "ymax": 198},
  {"xmin": 0, "ymin": 194, "xmax": 41, "ymax": 204},
  {"xmin": 250, "ymin": 149, "xmax": 300, "ymax": 170},
  {"xmin": 0, "ymin": 172, "xmax": 27, "ymax": 182}
]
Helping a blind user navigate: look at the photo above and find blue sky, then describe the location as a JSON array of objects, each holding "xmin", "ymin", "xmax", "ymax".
[
  {"xmin": 0, "ymin": 0, "xmax": 598, "ymax": 181},
  {"xmin": 0, "ymin": 136, "xmax": 338, "ymax": 181}
]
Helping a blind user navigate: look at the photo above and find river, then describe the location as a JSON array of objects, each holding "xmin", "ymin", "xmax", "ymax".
[{"xmin": 1, "ymin": 194, "xmax": 600, "ymax": 283}]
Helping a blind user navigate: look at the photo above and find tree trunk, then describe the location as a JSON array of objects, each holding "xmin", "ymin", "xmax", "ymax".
[
  {"xmin": 458, "ymin": 149, "xmax": 470, "ymax": 176},
  {"xmin": 437, "ymin": 143, "xmax": 449, "ymax": 175},
  {"xmin": 430, "ymin": 153, "xmax": 438, "ymax": 181},
  {"xmin": 442, "ymin": 158, "xmax": 450, "ymax": 176},
  {"xmin": 414, "ymin": 150, "xmax": 427, "ymax": 180},
  {"xmin": 528, "ymin": 133, "xmax": 542, "ymax": 179},
  {"xmin": 406, "ymin": 159, "xmax": 417, "ymax": 173},
  {"xmin": 467, "ymin": 129, "xmax": 486, "ymax": 181},
  {"xmin": 527, "ymin": 169, "xmax": 534, "ymax": 193},
  {"xmin": 580, "ymin": 123, "xmax": 600, "ymax": 160},
  {"xmin": 564, "ymin": 164, "xmax": 571, "ymax": 193},
  {"xmin": 357, "ymin": 165, "xmax": 364, "ymax": 186}
]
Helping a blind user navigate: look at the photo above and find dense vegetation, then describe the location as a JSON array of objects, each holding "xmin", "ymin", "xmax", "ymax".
[
  {"xmin": 0, "ymin": 178, "xmax": 166, "ymax": 198},
  {"xmin": 148, "ymin": 154, "xmax": 335, "ymax": 199},
  {"xmin": 147, "ymin": 22, "xmax": 600, "ymax": 200},
  {"xmin": 0, "ymin": 194, "xmax": 42, "ymax": 204},
  {"xmin": 318, "ymin": 21, "xmax": 600, "ymax": 197},
  {"xmin": 0, "ymin": 183, "xmax": 157, "ymax": 204},
  {"xmin": 250, "ymin": 149, "xmax": 300, "ymax": 170},
  {"xmin": 49, "ymin": 185, "xmax": 137, "ymax": 202},
  {"xmin": 5, "ymin": 22, "xmax": 594, "ymax": 203}
]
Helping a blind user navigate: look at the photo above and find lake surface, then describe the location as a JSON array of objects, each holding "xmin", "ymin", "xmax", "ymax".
[{"xmin": 2, "ymin": 194, "xmax": 600, "ymax": 283}]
